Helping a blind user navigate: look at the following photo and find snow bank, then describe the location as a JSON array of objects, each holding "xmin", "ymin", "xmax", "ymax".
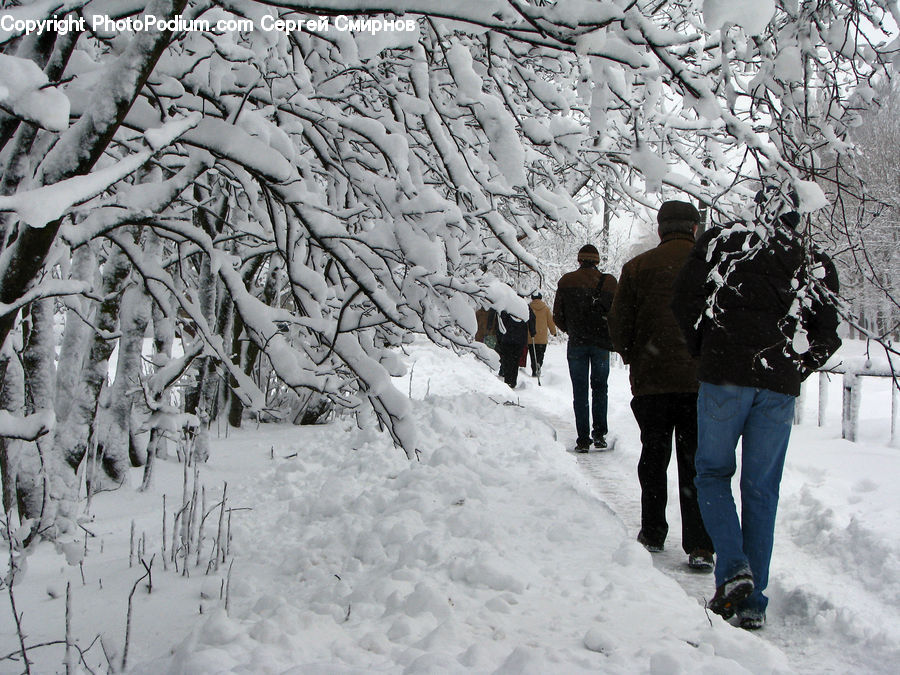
[{"xmin": 143, "ymin": 347, "xmax": 787, "ymax": 673}]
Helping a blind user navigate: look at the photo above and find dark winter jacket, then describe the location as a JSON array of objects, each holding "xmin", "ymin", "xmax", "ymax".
[
  {"xmin": 553, "ymin": 265, "xmax": 618, "ymax": 349},
  {"xmin": 498, "ymin": 309, "xmax": 535, "ymax": 346},
  {"xmin": 671, "ymin": 221, "xmax": 842, "ymax": 397},
  {"xmin": 608, "ymin": 231, "xmax": 698, "ymax": 396}
]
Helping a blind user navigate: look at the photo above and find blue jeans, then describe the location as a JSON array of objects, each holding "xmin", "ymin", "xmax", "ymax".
[
  {"xmin": 695, "ymin": 382, "xmax": 795, "ymax": 614},
  {"xmin": 566, "ymin": 345, "xmax": 610, "ymax": 444}
]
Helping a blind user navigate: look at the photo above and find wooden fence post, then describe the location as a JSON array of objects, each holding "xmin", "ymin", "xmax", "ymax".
[
  {"xmin": 794, "ymin": 380, "xmax": 805, "ymax": 425},
  {"xmin": 841, "ymin": 371, "xmax": 860, "ymax": 442},
  {"xmin": 818, "ymin": 371, "xmax": 829, "ymax": 428},
  {"xmin": 892, "ymin": 385, "xmax": 899, "ymax": 448}
]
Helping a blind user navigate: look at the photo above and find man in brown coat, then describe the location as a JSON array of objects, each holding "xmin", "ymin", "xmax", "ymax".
[
  {"xmin": 527, "ymin": 291, "xmax": 557, "ymax": 376},
  {"xmin": 553, "ymin": 244, "xmax": 618, "ymax": 451},
  {"xmin": 608, "ymin": 200, "xmax": 714, "ymax": 570}
]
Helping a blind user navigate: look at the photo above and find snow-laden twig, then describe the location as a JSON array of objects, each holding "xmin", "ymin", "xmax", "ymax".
[
  {"xmin": 122, "ymin": 555, "xmax": 154, "ymax": 672},
  {"xmin": 3, "ymin": 516, "xmax": 30, "ymax": 674}
]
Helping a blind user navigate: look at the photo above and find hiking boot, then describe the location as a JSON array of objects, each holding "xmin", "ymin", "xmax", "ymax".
[
  {"xmin": 707, "ymin": 573, "xmax": 754, "ymax": 620},
  {"xmin": 593, "ymin": 435, "xmax": 608, "ymax": 449},
  {"xmin": 688, "ymin": 549, "xmax": 714, "ymax": 571},
  {"xmin": 637, "ymin": 531, "xmax": 664, "ymax": 553},
  {"xmin": 737, "ymin": 609, "xmax": 765, "ymax": 630},
  {"xmin": 574, "ymin": 440, "xmax": 591, "ymax": 453}
]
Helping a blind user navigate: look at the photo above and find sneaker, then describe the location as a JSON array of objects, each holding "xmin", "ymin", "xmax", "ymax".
[
  {"xmin": 574, "ymin": 440, "xmax": 591, "ymax": 453},
  {"xmin": 637, "ymin": 531, "xmax": 664, "ymax": 553},
  {"xmin": 707, "ymin": 573, "xmax": 754, "ymax": 620},
  {"xmin": 688, "ymin": 549, "xmax": 714, "ymax": 571},
  {"xmin": 737, "ymin": 609, "xmax": 765, "ymax": 630},
  {"xmin": 593, "ymin": 436, "xmax": 608, "ymax": 449}
]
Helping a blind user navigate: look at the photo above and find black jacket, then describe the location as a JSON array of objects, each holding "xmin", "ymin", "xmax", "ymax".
[
  {"xmin": 672, "ymin": 221, "xmax": 841, "ymax": 397},
  {"xmin": 553, "ymin": 265, "xmax": 618, "ymax": 349},
  {"xmin": 498, "ymin": 309, "xmax": 535, "ymax": 346}
]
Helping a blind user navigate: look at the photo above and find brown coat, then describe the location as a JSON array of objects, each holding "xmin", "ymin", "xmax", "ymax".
[
  {"xmin": 528, "ymin": 299, "xmax": 557, "ymax": 344},
  {"xmin": 608, "ymin": 232, "xmax": 698, "ymax": 396},
  {"xmin": 474, "ymin": 308, "xmax": 496, "ymax": 342}
]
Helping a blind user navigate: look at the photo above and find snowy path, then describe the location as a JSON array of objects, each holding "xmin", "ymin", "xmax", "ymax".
[
  {"xmin": 575, "ymin": 450, "xmax": 716, "ymax": 610},
  {"xmin": 525, "ymin": 344, "xmax": 900, "ymax": 674},
  {"xmin": 522, "ymin": 363, "xmax": 719, "ymax": 616}
]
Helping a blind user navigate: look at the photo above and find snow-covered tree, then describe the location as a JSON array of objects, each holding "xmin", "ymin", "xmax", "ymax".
[
  {"xmin": 833, "ymin": 81, "xmax": 900, "ymax": 341},
  {"xmin": 0, "ymin": 0, "xmax": 896, "ymax": 534}
]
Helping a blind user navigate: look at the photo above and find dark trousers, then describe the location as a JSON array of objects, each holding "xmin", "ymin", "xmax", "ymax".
[
  {"xmin": 498, "ymin": 342, "xmax": 524, "ymax": 388},
  {"xmin": 631, "ymin": 392, "xmax": 713, "ymax": 554},
  {"xmin": 528, "ymin": 344, "xmax": 547, "ymax": 374}
]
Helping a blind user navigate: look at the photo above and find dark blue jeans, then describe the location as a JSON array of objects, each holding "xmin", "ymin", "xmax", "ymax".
[
  {"xmin": 566, "ymin": 344, "xmax": 610, "ymax": 445},
  {"xmin": 695, "ymin": 382, "xmax": 795, "ymax": 615}
]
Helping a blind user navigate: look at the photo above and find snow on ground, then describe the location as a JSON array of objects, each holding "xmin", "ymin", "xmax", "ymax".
[{"xmin": 1, "ymin": 338, "xmax": 897, "ymax": 673}]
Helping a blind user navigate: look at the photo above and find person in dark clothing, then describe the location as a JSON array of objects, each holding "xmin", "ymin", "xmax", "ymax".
[
  {"xmin": 608, "ymin": 200, "xmax": 714, "ymax": 570},
  {"xmin": 553, "ymin": 244, "xmax": 618, "ymax": 451},
  {"xmin": 671, "ymin": 187, "xmax": 842, "ymax": 630},
  {"xmin": 497, "ymin": 308, "xmax": 535, "ymax": 389}
]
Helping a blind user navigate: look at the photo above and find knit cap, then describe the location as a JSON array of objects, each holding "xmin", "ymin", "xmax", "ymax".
[
  {"xmin": 657, "ymin": 200, "xmax": 700, "ymax": 234},
  {"xmin": 577, "ymin": 244, "xmax": 600, "ymax": 264}
]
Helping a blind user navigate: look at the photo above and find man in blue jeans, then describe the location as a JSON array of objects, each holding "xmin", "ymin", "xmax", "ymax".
[
  {"xmin": 672, "ymin": 188, "xmax": 842, "ymax": 630},
  {"xmin": 553, "ymin": 244, "xmax": 618, "ymax": 451}
]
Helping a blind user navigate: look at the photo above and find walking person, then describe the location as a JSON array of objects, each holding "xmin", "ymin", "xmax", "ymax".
[
  {"xmin": 553, "ymin": 244, "xmax": 618, "ymax": 451},
  {"xmin": 475, "ymin": 306, "xmax": 499, "ymax": 351},
  {"xmin": 528, "ymin": 291, "xmax": 557, "ymax": 377},
  {"xmin": 608, "ymin": 201, "xmax": 714, "ymax": 570},
  {"xmin": 671, "ymin": 187, "xmax": 842, "ymax": 630},
  {"xmin": 497, "ymin": 308, "xmax": 535, "ymax": 389}
]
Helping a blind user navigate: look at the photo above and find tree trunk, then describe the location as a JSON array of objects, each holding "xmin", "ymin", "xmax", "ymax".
[
  {"xmin": 601, "ymin": 184, "xmax": 612, "ymax": 265},
  {"xmin": 21, "ymin": 298, "xmax": 77, "ymax": 537},
  {"xmin": 139, "ymin": 228, "xmax": 175, "ymax": 464},
  {"xmin": 0, "ymin": 354, "xmax": 24, "ymax": 516},
  {"xmin": 148, "ymin": 230, "xmax": 175, "ymax": 358},
  {"xmin": 228, "ymin": 257, "xmax": 281, "ymax": 427},
  {"xmin": 185, "ymin": 254, "xmax": 216, "ymax": 416},
  {"xmin": 227, "ymin": 311, "xmax": 248, "ymax": 428},
  {"xmin": 19, "ymin": 300, "xmax": 54, "ymax": 524},
  {"xmin": 55, "ymin": 245, "xmax": 96, "ymax": 423},
  {"xmin": 53, "ymin": 245, "xmax": 131, "ymax": 486},
  {"xmin": 96, "ymin": 281, "xmax": 152, "ymax": 482},
  {"xmin": 204, "ymin": 287, "xmax": 233, "ymax": 421}
]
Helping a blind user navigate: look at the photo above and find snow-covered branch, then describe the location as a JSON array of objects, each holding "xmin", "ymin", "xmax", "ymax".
[{"xmin": 0, "ymin": 410, "xmax": 54, "ymax": 441}]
